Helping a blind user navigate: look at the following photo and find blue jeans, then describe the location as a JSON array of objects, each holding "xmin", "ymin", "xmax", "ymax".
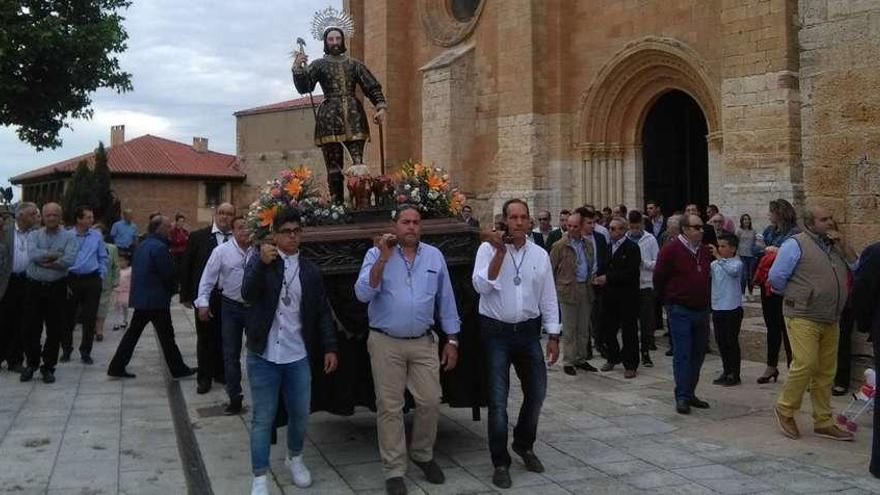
[
  {"xmin": 220, "ymin": 299, "xmax": 247, "ymax": 399},
  {"xmin": 668, "ymin": 305, "xmax": 709, "ymax": 402},
  {"xmin": 481, "ymin": 317, "xmax": 547, "ymax": 468},
  {"xmin": 247, "ymin": 353, "xmax": 311, "ymax": 476}
]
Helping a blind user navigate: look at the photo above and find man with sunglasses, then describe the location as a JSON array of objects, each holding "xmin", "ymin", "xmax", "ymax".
[
  {"xmin": 654, "ymin": 213, "xmax": 712, "ymax": 414},
  {"xmin": 242, "ymin": 208, "xmax": 338, "ymax": 494}
]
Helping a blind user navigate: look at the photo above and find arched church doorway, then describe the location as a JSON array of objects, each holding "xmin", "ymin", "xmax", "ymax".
[{"xmin": 641, "ymin": 90, "xmax": 709, "ymax": 215}]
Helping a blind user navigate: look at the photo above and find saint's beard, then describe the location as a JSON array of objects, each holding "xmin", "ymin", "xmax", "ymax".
[{"xmin": 326, "ymin": 44, "xmax": 345, "ymax": 56}]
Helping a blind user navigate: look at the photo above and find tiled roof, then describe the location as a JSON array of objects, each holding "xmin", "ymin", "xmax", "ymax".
[
  {"xmin": 11, "ymin": 134, "xmax": 244, "ymax": 184},
  {"xmin": 234, "ymin": 95, "xmax": 324, "ymax": 117}
]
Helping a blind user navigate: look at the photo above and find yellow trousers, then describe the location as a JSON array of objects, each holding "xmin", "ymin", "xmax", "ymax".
[{"xmin": 776, "ymin": 317, "xmax": 839, "ymax": 428}]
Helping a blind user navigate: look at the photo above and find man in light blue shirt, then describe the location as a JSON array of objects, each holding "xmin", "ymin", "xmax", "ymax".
[
  {"xmin": 62, "ymin": 206, "xmax": 109, "ymax": 365},
  {"xmin": 22, "ymin": 203, "xmax": 77, "ymax": 383},
  {"xmin": 110, "ymin": 209, "xmax": 138, "ymax": 251},
  {"xmin": 355, "ymin": 205, "xmax": 460, "ymax": 494}
]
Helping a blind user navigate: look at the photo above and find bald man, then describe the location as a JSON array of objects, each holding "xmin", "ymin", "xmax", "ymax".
[
  {"xmin": 769, "ymin": 206, "xmax": 858, "ymax": 441},
  {"xmin": 180, "ymin": 202, "xmax": 236, "ymax": 393},
  {"xmin": 21, "ymin": 203, "xmax": 78, "ymax": 383}
]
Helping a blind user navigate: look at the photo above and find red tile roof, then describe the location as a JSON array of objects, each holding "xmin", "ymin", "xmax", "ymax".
[
  {"xmin": 11, "ymin": 134, "xmax": 244, "ymax": 184},
  {"xmin": 234, "ymin": 95, "xmax": 324, "ymax": 117}
]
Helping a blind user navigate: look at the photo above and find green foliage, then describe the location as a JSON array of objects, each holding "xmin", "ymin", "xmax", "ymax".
[
  {"xmin": 92, "ymin": 141, "xmax": 116, "ymax": 224},
  {"xmin": 0, "ymin": 1, "xmax": 134, "ymax": 150},
  {"xmin": 62, "ymin": 160, "xmax": 98, "ymax": 224}
]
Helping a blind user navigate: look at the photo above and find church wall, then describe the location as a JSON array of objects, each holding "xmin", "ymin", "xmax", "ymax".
[{"xmin": 799, "ymin": 0, "xmax": 880, "ymax": 250}]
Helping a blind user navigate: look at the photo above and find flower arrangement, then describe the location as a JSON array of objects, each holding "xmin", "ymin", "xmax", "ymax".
[
  {"xmin": 392, "ymin": 160, "xmax": 466, "ymax": 219},
  {"xmin": 247, "ymin": 165, "xmax": 347, "ymax": 239}
]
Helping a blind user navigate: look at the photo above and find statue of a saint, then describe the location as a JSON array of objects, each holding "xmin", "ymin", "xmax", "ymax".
[{"xmin": 293, "ymin": 10, "xmax": 387, "ymax": 203}]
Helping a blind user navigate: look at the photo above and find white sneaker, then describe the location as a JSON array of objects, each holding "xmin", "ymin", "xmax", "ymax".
[
  {"xmin": 251, "ymin": 475, "xmax": 269, "ymax": 495},
  {"xmin": 286, "ymin": 455, "xmax": 312, "ymax": 488}
]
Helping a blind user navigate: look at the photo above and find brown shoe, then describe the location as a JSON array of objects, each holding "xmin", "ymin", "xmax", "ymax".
[
  {"xmin": 774, "ymin": 407, "xmax": 800, "ymax": 439},
  {"xmin": 624, "ymin": 369, "xmax": 637, "ymax": 379},
  {"xmin": 814, "ymin": 425, "xmax": 854, "ymax": 441}
]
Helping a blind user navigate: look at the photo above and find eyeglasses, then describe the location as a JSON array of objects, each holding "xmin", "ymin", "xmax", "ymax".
[
  {"xmin": 538, "ymin": 217, "xmax": 550, "ymax": 221},
  {"xmin": 275, "ymin": 227, "xmax": 302, "ymax": 236},
  {"xmin": 684, "ymin": 224, "xmax": 703, "ymax": 230}
]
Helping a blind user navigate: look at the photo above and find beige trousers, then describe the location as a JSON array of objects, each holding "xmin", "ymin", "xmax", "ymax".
[
  {"xmin": 367, "ymin": 331, "xmax": 441, "ymax": 478},
  {"xmin": 561, "ymin": 282, "xmax": 594, "ymax": 366}
]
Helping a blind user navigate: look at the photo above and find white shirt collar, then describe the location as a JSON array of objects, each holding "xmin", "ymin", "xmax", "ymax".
[
  {"xmin": 211, "ymin": 223, "xmax": 223, "ymax": 235},
  {"xmin": 279, "ymin": 250, "xmax": 300, "ymax": 263}
]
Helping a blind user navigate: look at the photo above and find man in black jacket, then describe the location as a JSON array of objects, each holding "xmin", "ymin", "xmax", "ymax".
[
  {"xmin": 241, "ymin": 208, "xmax": 338, "ymax": 493},
  {"xmin": 854, "ymin": 241, "xmax": 880, "ymax": 478},
  {"xmin": 180, "ymin": 202, "xmax": 235, "ymax": 394},
  {"xmin": 598, "ymin": 218, "xmax": 642, "ymax": 378}
]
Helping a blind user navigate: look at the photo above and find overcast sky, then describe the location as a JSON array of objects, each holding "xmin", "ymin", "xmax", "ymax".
[{"xmin": 0, "ymin": 0, "xmax": 340, "ymax": 199}]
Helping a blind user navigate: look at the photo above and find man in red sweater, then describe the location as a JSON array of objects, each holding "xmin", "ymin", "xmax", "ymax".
[{"xmin": 653, "ymin": 213, "xmax": 713, "ymax": 414}]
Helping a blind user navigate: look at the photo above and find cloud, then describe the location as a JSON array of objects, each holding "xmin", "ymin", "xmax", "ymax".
[{"xmin": 0, "ymin": 0, "xmax": 341, "ymax": 198}]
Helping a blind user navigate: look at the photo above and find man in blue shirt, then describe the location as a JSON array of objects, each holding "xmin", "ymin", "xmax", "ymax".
[
  {"xmin": 110, "ymin": 209, "xmax": 138, "ymax": 253},
  {"xmin": 61, "ymin": 206, "xmax": 108, "ymax": 365},
  {"xmin": 22, "ymin": 203, "xmax": 78, "ymax": 383},
  {"xmin": 355, "ymin": 205, "xmax": 460, "ymax": 495}
]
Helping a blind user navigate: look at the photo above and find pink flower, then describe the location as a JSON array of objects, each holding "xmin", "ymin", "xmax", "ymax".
[{"xmin": 271, "ymin": 188, "xmax": 282, "ymax": 198}]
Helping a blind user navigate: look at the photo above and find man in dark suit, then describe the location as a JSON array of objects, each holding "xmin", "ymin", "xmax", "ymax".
[
  {"xmin": 644, "ymin": 200, "xmax": 666, "ymax": 239},
  {"xmin": 598, "ymin": 218, "xmax": 642, "ymax": 378},
  {"xmin": 241, "ymin": 207, "xmax": 338, "ymax": 492},
  {"xmin": 107, "ymin": 215, "xmax": 194, "ymax": 378},
  {"xmin": 545, "ymin": 209, "xmax": 570, "ymax": 251},
  {"xmin": 853, "ymin": 242, "xmax": 880, "ymax": 478},
  {"xmin": 461, "ymin": 205, "xmax": 480, "ymax": 228},
  {"xmin": 180, "ymin": 202, "xmax": 235, "ymax": 394},
  {"xmin": 0, "ymin": 202, "xmax": 38, "ymax": 372}
]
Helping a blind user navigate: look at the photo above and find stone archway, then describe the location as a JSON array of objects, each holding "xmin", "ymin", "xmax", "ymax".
[{"xmin": 575, "ymin": 37, "xmax": 721, "ymax": 210}]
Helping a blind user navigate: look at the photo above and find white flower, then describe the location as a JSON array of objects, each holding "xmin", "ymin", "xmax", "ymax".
[
  {"xmin": 404, "ymin": 184, "xmax": 411, "ymax": 190},
  {"xmin": 428, "ymin": 190, "xmax": 439, "ymax": 200},
  {"xmin": 332, "ymin": 212, "xmax": 339, "ymax": 220}
]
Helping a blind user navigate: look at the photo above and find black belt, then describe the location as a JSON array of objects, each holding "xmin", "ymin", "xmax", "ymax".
[
  {"xmin": 480, "ymin": 315, "xmax": 542, "ymax": 333},
  {"xmin": 30, "ymin": 278, "xmax": 66, "ymax": 287},
  {"xmin": 221, "ymin": 295, "xmax": 249, "ymax": 308},
  {"xmin": 10, "ymin": 272, "xmax": 28, "ymax": 280},
  {"xmin": 69, "ymin": 271, "xmax": 100, "ymax": 279},
  {"xmin": 370, "ymin": 328, "xmax": 431, "ymax": 340}
]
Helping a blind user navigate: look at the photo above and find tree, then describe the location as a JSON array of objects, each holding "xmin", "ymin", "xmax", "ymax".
[
  {"xmin": 62, "ymin": 160, "xmax": 98, "ymax": 224},
  {"xmin": 93, "ymin": 141, "xmax": 115, "ymax": 224},
  {"xmin": 0, "ymin": 1, "xmax": 134, "ymax": 150}
]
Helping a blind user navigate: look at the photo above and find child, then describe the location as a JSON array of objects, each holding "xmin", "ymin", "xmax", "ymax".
[
  {"xmin": 113, "ymin": 252, "xmax": 132, "ymax": 331},
  {"xmin": 710, "ymin": 233, "xmax": 744, "ymax": 386}
]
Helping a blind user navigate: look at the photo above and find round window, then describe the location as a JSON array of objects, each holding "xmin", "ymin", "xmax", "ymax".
[{"xmin": 450, "ymin": 0, "xmax": 481, "ymax": 22}]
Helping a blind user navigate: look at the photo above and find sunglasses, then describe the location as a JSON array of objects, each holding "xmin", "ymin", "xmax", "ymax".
[{"xmin": 275, "ymin": 227, "xmax": 303, "ymax": 236}]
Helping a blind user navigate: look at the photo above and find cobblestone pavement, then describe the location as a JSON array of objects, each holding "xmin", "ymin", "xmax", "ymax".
[{"xmin": 2, "ymin": 302, "xmax": 879, "ymax": 494}]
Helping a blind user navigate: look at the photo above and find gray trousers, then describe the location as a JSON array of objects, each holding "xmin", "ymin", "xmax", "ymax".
[{"xmin": 562, "ymin": 283, "xmax": 594, "ymax": 366}]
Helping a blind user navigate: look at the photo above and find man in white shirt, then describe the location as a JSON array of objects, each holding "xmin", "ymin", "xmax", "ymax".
[
  {"xmin": 627, "ymin": 210, "xmax": 660, "ymax": 367},
  {"xmin": 195, "ymin": 216, "xmax": 252, "ymax": 415},
  {"xmin": 472, "ymin": 198, "xmax": 560, "ymax": 490},
  {"xmin": 0, "ymin": 202, "xmax": 38, "ymax": 372}
]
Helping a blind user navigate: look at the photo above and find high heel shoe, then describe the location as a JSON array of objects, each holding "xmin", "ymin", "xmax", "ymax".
[{"xmin": 757, "ymin": 368, "xmax": 779, "ymax": 384}]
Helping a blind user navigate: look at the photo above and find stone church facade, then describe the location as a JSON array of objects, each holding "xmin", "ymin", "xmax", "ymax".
[{"xmin": 340, "ymin": 0, "xmax": 879, "ymax": 248}]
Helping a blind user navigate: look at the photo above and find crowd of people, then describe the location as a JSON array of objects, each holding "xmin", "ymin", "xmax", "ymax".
[{"xmin": 1, "ymin": 196, "xmax": 879, "ymax": 495}]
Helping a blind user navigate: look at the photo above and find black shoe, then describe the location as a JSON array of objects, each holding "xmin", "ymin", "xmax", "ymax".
[
  {"xmin": 575, "ymin": 361, "xmax": 598, "ymax": 372},
  {"xmin": 689, "ymin": 397, "xmax": 710, "ymax": 409},
  {"xmin": 196, "ymin": 381, "xmax": 211, "ymax": 394},
  {"xmin": 81, "ymin": 356, "xmax": 94, "ymax": 365},
  {"xmin": 413, "ymin": 459, "xmax": 445, "ymax": 484},
  {"xmin": 20, "ymin": 367, "xmax": 35, "ymax": 382},
  {"xmin": 172, "ymin": 367, "xmax": 197, "ymax": 380},
  {"xmin": 722, "ymin": 376, "xmax": 742, "ymax": 387},
  {"xmin": 223, "ymin": 396, "xmax": 243, "ymax": 416},
  {"xmin": 600, "ymin": 361, "xmax": 615, "ymax": 372},
  {"xmin": 385, "ymin": 476, "xmax": 407, "ymax": 495},
  {"xmin": 492, "ymin": 466, "xmax": 512, "ymax": 489},
  {"xmin": 676, "ymin": 399, "xmax": 691, "ymax": 414},
  {"xmin": 107, "ymin": 368, "xmax": 136, "ymax": 378},
  {"xmin": 59, "ymin": 350, "xmax": 72, "ymax": 363},
  {"xmin": 41, "ymin": 370, "xmax": 55, "ymax": 383},
  {"xmin": 512, "ymin": 446, "xmax": 544, "ymax": 473},
  {"xmin": 712, "ymin": 374, "xmax": 729, "ymax": 385},
  {"xmin": 665, "ymin": 348, "xmax": 674, "ymax": 357},
  {"xmin": 641, "ymin": 353, "xmax": 654, "ymax": 368},
  {"xmin": 563, "ymin": 366, "xmax": 576, "ymax": 376}
]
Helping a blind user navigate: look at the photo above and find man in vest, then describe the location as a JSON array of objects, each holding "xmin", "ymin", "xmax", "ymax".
[{"xmin": 769, "ymin": 206, "xmax": 857, "ymax": 441}]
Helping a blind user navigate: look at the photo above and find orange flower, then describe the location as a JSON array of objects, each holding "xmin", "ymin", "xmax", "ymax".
[
  {"xmin": 413, "ymin": 162, "xmax": 425, "ymax": 176},
  {"xmin": 258, "ymin": 208, "xmax": 276, "ymax": 227},
  {"xmin": 292, "ymin": 166, "xmax": 312, "ymax": 181},
  {"xmin": 285, "ymin": 178, "xmax": 303, "ymax": 197},
  {"xmin": 426, "ymin": 175, "xmax": 444, "ymax": 191}
]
